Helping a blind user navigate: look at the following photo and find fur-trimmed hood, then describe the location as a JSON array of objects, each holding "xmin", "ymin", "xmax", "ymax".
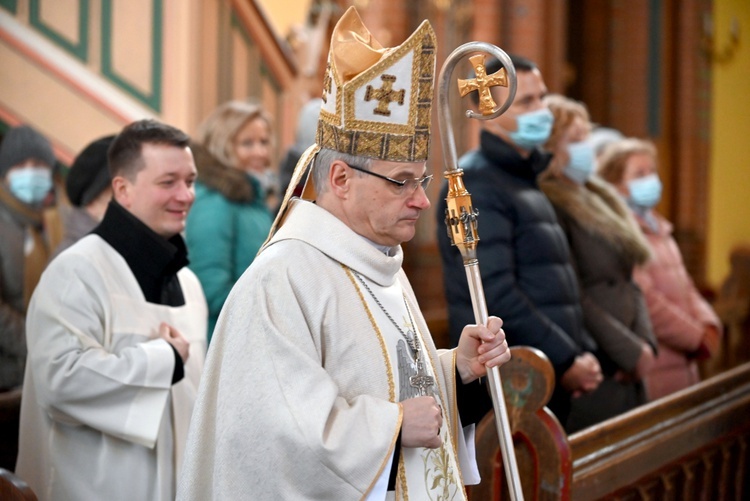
[
  {"xmin": 540, "ymin": 175, "xmax": 651, "ymax": 266},
  {"xmin": 191, "ymin": 143, "xmax": 257, "ymax": 203}
]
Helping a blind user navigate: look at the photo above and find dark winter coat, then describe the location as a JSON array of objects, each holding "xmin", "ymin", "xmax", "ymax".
[
  {"xmin": 0, "ymin": 185, "xmax": 48, "ymax": 390},
  {"xmin": 540, "ymin": 175, "xmax": 656, "ymax": 431},
  {"xmin": 437, "ymin": 131, "xmax": 596, "ymax": 421}
]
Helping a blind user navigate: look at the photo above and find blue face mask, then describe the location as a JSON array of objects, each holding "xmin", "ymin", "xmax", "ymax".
[
  {"xmin": 563, "ymin": 141, "xmax": 596, "ymax": 184},
  {"xmin": 7, "ymin": 166, "xmax": 53, "ymax": 205},
  {"xmin": 508, "ymin": 108, "xmax": 554, "ymax": 150},
  {"xmin": 628, "ymin": 173, "xmax": 662, "ymax": 209}
]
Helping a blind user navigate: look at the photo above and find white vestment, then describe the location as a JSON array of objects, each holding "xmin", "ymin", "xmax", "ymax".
[
  {"xmin": 178, "ymin": 200, "xmax": 479, "ymax": 500},
  {"xmin": 16, "ymin": 234, "xmax": 207, "ymax": 501}
]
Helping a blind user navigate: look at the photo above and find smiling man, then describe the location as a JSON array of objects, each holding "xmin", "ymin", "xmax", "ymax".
[
  {"xmin": 16, "ymin": 119, "xmax": 207, "ymax": 501},
  {"xmin": 179, "ymin": 7, "xmax": 510, "ymax": 501}
]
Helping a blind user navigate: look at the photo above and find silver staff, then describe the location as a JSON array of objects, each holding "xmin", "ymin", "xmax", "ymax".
[{"xmin": 437, "ymin": 43, "xmax": 524, "ymax": 501}]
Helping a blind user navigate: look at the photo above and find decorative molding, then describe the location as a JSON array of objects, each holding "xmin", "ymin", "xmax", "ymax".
[
  {"xmin": 0, "ymin": 9, "xmax": 155, "ymax": 125},
  {"xmin": 29, "ymin": 0, "xmax": 89, "ymax": 62},
  {"xmin": 100, "ymin": 0, "xmax": 162, "ymax": 112},
  {"xmin": 0, "ymin": 0, "xmax": 17, "ymax": 14}
]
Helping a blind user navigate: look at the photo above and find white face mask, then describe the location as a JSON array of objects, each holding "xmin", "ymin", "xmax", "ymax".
[
  {"xmin": 508, "ymin": 108, "xmax": 555, "ymax": 150},
  {"xmin": 7, "ymin": 166, "xmax": 53, "ymax": 205},
  {"xmin": 627, "ymin": 173, "xmax": 662, "ymax": 209},
  {"xmin": 562, "ymin": 141, "xmax": 596, "ymax": 184}
]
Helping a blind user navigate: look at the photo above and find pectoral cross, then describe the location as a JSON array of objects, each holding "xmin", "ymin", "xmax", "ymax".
[
  {"xmin": 457, "ymin": 54, "xmax": 509, "ymax": 116},
  {"xmin": 365, "ymin": 74, "xmax": 405, "ymax": 116},
  {"xmin": 409, "ymin": 346, "xmax": 435, "ymax": 396}
]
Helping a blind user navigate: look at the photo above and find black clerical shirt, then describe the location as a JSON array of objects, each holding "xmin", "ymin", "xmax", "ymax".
[{"xmin": 93, "ymin": 200, "xmax": 190, "ymax": 382}]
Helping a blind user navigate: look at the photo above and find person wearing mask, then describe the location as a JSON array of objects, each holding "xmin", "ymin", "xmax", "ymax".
[
  {"xmin": 437, "ymin": 57, "xmax": 602, "ymax": 432},
  {"xmin": 0, "ymin": 125, "xmax": 56, "ymax": 391},
  {"xmin": 16, "ymin": 119, "xmax": 207, "ymax": 500},
  {"xmin": 598, "ymin": 137, "xmax": 722, "ymax": 400},
  {"xmin": 50, "ymin": 135, "xmax": 115, "ymax": 260},
  {"xmin": 539, "ymin": 95, "xmax": 657, "ymax": 431},
  {"xmin": 185, "ymin": 101, "xmax": 274, "ymax": 341},
  {"xmin": 178, "ymin": 9, "xmax": 510, "ymax": 498}
]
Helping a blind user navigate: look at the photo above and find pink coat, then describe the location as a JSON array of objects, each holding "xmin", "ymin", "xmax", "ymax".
[{"xmin": 633, "ymin": 212, "xmax": 722, "ymax": 400}]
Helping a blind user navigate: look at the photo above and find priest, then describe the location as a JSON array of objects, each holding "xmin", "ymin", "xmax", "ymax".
[
  {"xmin": 16, "ymin": 119, "xmax": 207, "ymax": 500},
  {"xmin": 178, "ymin": 7, "xmax": 509, "ymax": 500}
]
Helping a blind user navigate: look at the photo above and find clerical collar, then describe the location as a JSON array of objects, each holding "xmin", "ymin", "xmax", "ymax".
[
  {"xmin": 93, "ymin": 200, "xmax": 189, "ymax": 305},
  {"xmin": 359, "ymin": 235, "xmax": 395, "ymax": 256}
]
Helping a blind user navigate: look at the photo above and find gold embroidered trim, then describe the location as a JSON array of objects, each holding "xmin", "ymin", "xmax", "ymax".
[
  {"xmin": 407, "ymin": 295, "xmax": 468, "ymax": 497},
  {"xmin": 343, "ymin": 265, "xmax": 395, "ymax": 402},
  {"xmin": 316, "ymin": 20, "xmax": 436, "ymax": 162},
  {"xmin": 344, "ymin": 264, "xmax": 402, "ymax": 501}
]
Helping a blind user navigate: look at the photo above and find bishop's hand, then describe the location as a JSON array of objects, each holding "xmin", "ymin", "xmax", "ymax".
[
  {"xmin": 401, "ymin": 396, "xmax": 443, "ymax": 449},
  {"xmin": 455, "ymin": 316, "xmax": 510, "ymax": 384}
]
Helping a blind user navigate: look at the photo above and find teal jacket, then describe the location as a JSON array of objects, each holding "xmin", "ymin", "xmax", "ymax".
[{"xmin": 185, "ymin": 145, "xmax": 273, "ymax": 341}]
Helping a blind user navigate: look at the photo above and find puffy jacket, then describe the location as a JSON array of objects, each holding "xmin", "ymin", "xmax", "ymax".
[
  {"xmin": 437, "ymin": 131, "xmax": 595, "ymax": 378},
  {"xmin": 185, "ymin": 145, "xmax": 273, "ymax": 341},
  {"xmin": 633, "ymin": 212, "xmax": 721, "ymax": 399}
]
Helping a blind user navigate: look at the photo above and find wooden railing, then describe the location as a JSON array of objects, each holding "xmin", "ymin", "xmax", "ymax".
[{"xmin": 470, "ymin": 347, "xmax": 750, "ymax": 500}]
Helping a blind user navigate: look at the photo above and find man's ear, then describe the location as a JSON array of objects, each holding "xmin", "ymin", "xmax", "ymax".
[
  {"xmin": 328, "ymin": 160, "xmax": 351, "ymax": 198},
  {"xmin": 111, "ymin": 176, "xmax": 130, "ymax": 207}
]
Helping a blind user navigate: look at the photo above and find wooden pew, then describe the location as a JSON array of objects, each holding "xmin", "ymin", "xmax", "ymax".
[
  {"xmin": 0, "ymin": 388, "xmax": 21, "ymax": 471},
  {"xmin": 471, "ymin": 347, "xmax": 750, "ymax": 500},
  {"xmin": 710, "ymin": 245, "xmax": 750, "ymax": 377},
  {"xmin": 0, "ymin": 468, "xmax": 37, "ymax": 501}
]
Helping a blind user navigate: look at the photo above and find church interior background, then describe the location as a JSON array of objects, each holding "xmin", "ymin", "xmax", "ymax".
[
  {"xmin": 2, "ymin": 0, "xmax": 750, "ymax": 497},
  {"xmin": 1, "ymin": 0, "xmax": 748, "ymax": 344}
]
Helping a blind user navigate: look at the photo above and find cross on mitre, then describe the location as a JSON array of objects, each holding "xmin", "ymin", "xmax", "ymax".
[
  {"xmin": 457, "ymin": 54, "xmax": 509, "ymax": 116},
  {"xmin": 365, "ymin": 74, "xmax": 405, "ymax": 117}
]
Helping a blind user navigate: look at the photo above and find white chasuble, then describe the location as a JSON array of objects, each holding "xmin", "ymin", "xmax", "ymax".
[
  {"xmin": 348, "ymin": 269, "xmax": 467, "ymax": 501},
  {"xmin": 178, "ymin": 200, "xmax": 479, "ymax": 501},
  {"xmin": 17, "ymin": 235, "xmax": 207, "ymax": 501}
]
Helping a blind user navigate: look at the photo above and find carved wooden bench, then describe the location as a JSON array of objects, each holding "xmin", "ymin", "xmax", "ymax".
[{"xmin": 470, "ymin": 346, "xmax": 750, "ymax": 500}]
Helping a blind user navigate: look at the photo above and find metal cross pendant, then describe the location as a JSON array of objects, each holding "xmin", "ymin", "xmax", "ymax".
[{"xmin": 409, "ymin": 346, "xmax": 435, "ymax": 396}]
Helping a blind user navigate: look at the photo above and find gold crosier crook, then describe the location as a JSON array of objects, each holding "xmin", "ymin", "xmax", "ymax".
[{"xmin": 437, "ymin": 44, "xmax": 524, "ymax": 500}]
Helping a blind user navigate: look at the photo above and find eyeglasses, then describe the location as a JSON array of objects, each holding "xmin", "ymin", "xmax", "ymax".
[{"xmin": 347, "ymin": 164, "xmax": 433, "ymax": 195}]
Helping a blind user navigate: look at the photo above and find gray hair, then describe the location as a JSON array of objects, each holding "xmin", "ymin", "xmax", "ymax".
[{"xmin": 312, "ymin": 148, "xmax": 372, "ymax": 195}]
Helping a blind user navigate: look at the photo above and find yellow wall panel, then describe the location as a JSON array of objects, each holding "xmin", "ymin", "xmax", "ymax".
[{"xmin": 707, "ymin": 0, "xmax": 750, "ymax": 286}]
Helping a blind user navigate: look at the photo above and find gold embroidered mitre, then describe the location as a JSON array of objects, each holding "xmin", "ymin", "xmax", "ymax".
[{"xmin": 317, "ymin": 7, "xmax": 437, "ymax": 162}]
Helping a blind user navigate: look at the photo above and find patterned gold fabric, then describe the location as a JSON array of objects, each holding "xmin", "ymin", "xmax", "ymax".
[{"xmin": 316, "ymin": 7, "xmax": 436, "ymax": 162}]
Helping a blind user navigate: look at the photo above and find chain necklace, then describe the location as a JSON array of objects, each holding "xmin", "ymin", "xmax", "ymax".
[
  {"xmin": 352, "ymin": 270, "xmax": 419, "ymax": 354},
  {"xmin": 352, "ymin": 270, "xmax": 436, "ymax": 397}
]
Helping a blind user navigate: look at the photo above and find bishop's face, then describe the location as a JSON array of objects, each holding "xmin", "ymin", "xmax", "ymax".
[{"xmin": 345, "ymin": 160, "xmax": 431, "ymax": 247}]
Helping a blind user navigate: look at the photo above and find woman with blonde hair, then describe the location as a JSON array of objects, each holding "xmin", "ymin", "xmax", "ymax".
[
  {"xmin": 540, "ymin": 94, "xmax": 657, "ymax": 432},
  {"xmin": 186, "ymin": 100, "xmax": 275, "ymax": 341},
  {"xmin": 598, "ymin": 137, "xmax": 721, "ymax": 400}
]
